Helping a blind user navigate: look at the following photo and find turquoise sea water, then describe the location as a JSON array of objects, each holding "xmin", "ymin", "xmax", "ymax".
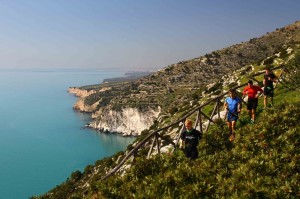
[{"xmin": 0, "ymin": 69, "xmax": 135, "ymax": 199}]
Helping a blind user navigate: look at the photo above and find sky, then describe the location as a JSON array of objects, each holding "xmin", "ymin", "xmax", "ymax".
[{"xmin": 0, "ymin": 0, "xmax": 299, "ymax": 71}]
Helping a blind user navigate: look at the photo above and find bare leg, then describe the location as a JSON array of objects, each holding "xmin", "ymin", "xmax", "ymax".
[
  {"xmin": 248, "ymin": 110, "xmax": 252, "ymax": 120},
  {"xmin": 227, "ymin": 121, "xmax": 232, "ymax": 133},
  {"xmin": 264, "ymin": 96, "xmax": 268, "ymax": 109},
  {"xmin": 270, "ymin": 96, "xmax": 273, "ymax": 106},
  {"xmin": 252, "ymin": 109, "xmax": 256, "ymax": 122},
  {"xmin": 229, "ymin": 121, "xmax": 236, "ymax": 141},
  {"xmin": 232, "ymin": 121, "xmax": 236, "ymax": 134}
]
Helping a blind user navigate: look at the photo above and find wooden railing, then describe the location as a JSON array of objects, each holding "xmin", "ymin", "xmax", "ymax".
[{"xmin": 100, "ymin": 65, "xmax": 285, "ymax": 181}]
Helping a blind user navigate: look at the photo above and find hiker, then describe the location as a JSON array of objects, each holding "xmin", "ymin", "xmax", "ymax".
[
  {"xmin": 263, "ymin": 67, "xmax": 277, "ymax": 109},
  {"xmin": 180, "ymin": 119, "xmax": 202, "ymax": 159},
  {"xmin": 224, "ymin": 88, "xmax": 242, "ymax": 141},
  {"xmin": 242, "ymin": 80, "xmax": 263, "ymax": 124}
]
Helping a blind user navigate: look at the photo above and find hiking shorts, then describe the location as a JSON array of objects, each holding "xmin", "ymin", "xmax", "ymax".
[
  {"xmin": 227, "ymin": 112, "xmax": 238, "ymax": 122},
  {"xmin": 184, "ymin": 147, "xmax": 198, "ymax": 159},
  {"xmin": 264, "ymin": 87, "xmax": 274, "ymax": 97},
  {"xmin": 247, "ymin": 98, "xmax": 258, "ymax": 110}
]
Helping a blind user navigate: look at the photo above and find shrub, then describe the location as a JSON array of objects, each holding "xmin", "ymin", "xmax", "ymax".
[
  {"xmin": 206, "ymin": 82, "xmax": 223, "ymax": 93},
  {"xmin": 70, "ymin": 171, "xmax": 82, "ymax": 182},
  {"xmin": 95, "ymin": 101, "xmax": 300, "ymax": 198},
  {"xmin": 263, "ymin": 57, "xmax": 274, "ymax": 65},
  {"xmin": 168, "ymin": 107, "xmax": 178, "ymax": 115}
]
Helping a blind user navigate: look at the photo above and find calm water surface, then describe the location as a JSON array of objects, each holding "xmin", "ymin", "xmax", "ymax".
[{"xmin": 0, "ymin": 69, "xmax": 135, "ymax": 198}]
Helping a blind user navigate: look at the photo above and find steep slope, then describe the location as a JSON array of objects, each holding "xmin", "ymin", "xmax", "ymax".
[
  {"xmin": 34, "ymin": 21, "xmax": 300, "ymax": 199},
  {"xmin": 33, "ymin": 48, "xmax": 300, "ymax": 198},
  {"xmin": 95, "ymin": 100, "xmax": 300, "ymax": 198},
  {"xmin": 71, "ymin": 21, "xmax": 300, "ymax": 136}
]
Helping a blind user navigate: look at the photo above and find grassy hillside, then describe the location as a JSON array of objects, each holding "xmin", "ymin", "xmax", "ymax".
[
  {"xmin": 34, "ymin": 49, "xmax": 300, "ymax": 199},
  {"xmin": 92, "ymin": 85, "xmax": 300, "ymax": 198},
  {"xmin": 33, "ymin": 22, "xmax": 300, "ymax": 199}
]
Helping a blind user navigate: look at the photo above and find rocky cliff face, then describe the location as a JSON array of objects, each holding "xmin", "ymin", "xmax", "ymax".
[
  {"xmin": 89, "ymin": 106, "xmax": 161, "ymax": 136},
  {"xmin": 73, "ymin": 98, "xmax": 99, "ymax": 112},
  {"xmin": 69, "ymin": 86, "xmax": 161, "ymax": 136},
  {"xmin": 68, "ymin": 87, "xmax": 96, "ymax": 98},
  {"xmin": 69, "ymin": 87, "xmax": 98, "ymax": 112}
]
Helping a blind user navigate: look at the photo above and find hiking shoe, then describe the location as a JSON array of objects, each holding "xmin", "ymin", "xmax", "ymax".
[
  {"xmin": 250, "ymin": 119, "xmax": 255, "ymax": 124},
  {"xmin": 229, "ymin": 134, "xmax": 235, "ymax": 142}
]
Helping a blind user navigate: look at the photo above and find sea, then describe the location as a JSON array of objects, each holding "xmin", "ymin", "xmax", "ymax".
[{"xmin": 0, "ymin": 68, "xmax": 136, "ymax": 199}]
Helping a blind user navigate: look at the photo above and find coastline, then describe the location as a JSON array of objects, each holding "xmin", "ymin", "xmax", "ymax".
[
  {"xmin": 0, "ymin": 70, "xmax": 136, "ymax": 199},
  {"xmin": 68, "ymin": 70, "xmax": 154, "ymax": 136},
  {"xmin": 102, "ymin": 71, "xmax": 151, "ymax": 83}
]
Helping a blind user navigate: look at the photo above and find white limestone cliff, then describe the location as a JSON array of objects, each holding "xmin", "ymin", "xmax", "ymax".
[
  {"xmin": 69, "ymin": 87, "xmax": 161, "ymax": 136},
  {"xmin": 89, "ymin": 107, "xmax": 161, "ymax": 136}
]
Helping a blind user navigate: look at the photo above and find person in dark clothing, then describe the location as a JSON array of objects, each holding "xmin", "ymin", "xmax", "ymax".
[
  {"xmin": 180, "ymin": 119, "xmax": 202, "ymax": 159},
  {"xmin": 263, "ymin": 67, "xmax": 277, "ymax": 109}
]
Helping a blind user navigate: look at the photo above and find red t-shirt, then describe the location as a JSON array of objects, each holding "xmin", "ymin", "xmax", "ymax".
[{"xmin": 243, "ymin": 85, "xmax": 263, "ymax": 98}]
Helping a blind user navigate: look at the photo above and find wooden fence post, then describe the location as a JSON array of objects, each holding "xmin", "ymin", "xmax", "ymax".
[
  {"xmin": 274, "ymin": 67, "xmax": 284, "ymax": 89},
  {"xmin": 155, "ymin": 133, "xmax": 160, "ymax": 155},
  {"xmin": 198, "ymin": 109, "xmax": 203, "ymax": 133},
  {"xmin": 205, "ymin": 101, "xmax": 218, "ymax": 133},
  {"xmin": 194, "ymin": 109, "xmax": 200, "ymax": 129},
  {"xmin": 147, "ymin": 136, "xmax": 156, "ymax": 158},
  {"xmin": 172, "ymin": 119, "xmax": 186, "ymax": 152},
  {"xmin": 217, "ymin": 98, "xmax": 221, "ymax": 119}
]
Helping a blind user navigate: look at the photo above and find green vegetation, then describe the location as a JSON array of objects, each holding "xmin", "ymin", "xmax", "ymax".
[
  {"xmin": 33, "ymin": 22, "xmax": 300, "ymax": 199},
  {"xmin": 92, "ymin": 92, "xmax": 300, "ymax": 199},
  {"xmin": 33, "ymin": 55, "xmax": 300, "ymax": 198},
  {"xmin": 205, "ymin": 82, "xmax": 223, "ymax": 94}
]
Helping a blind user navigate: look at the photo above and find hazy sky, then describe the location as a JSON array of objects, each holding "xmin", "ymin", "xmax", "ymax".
[{"xmin": 0, "ymin": 0, "xmax": 299, "ymax": 70}]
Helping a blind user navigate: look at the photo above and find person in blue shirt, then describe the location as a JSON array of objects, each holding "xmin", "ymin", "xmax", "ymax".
[{"xmin": 224, "ymin": 88, "xmax": 242, "ymax": 141}]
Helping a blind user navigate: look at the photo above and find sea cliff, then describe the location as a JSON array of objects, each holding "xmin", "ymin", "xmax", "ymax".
[
  {"xmin": 89, "ymin": 106, "xmax": 160, "ymax": 136},
  {"xmin": 68, "ymin": 85, "xmax": 161, "ymax": 136}
]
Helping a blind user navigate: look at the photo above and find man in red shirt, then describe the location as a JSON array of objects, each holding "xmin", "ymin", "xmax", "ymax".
[{"xmin": 243, "ymin": 80, "xmax": 263, "ymax": 124}]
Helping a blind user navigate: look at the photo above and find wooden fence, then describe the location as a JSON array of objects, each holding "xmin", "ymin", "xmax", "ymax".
[{"xmin": 100, "ymin": 65, "xmax": 286, "ymax": 181}]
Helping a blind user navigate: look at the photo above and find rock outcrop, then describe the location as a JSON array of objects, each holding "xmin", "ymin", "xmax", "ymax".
[
  {"xmin": 69, "ymin": 86, "xmax": 161, "ymax": 136},
  {"xmin": 73, "ymin": 98, "xmax": 100, "ymax": 112},
  {"xmin": 89, "ymin": 106, "xmax": 161, "ymax": 136},
  {"xmin": 68, "ymin": 87, "xmax": 96, "ymax": 98}
]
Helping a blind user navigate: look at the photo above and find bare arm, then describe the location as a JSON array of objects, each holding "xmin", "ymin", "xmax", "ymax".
[
  {"xmin": 238, "ymin": 100, "xmax": 242, "ymax": 113},
  {"xmin": 224, "ymin": 101, "xmax": 228, "ymax": 110}
]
